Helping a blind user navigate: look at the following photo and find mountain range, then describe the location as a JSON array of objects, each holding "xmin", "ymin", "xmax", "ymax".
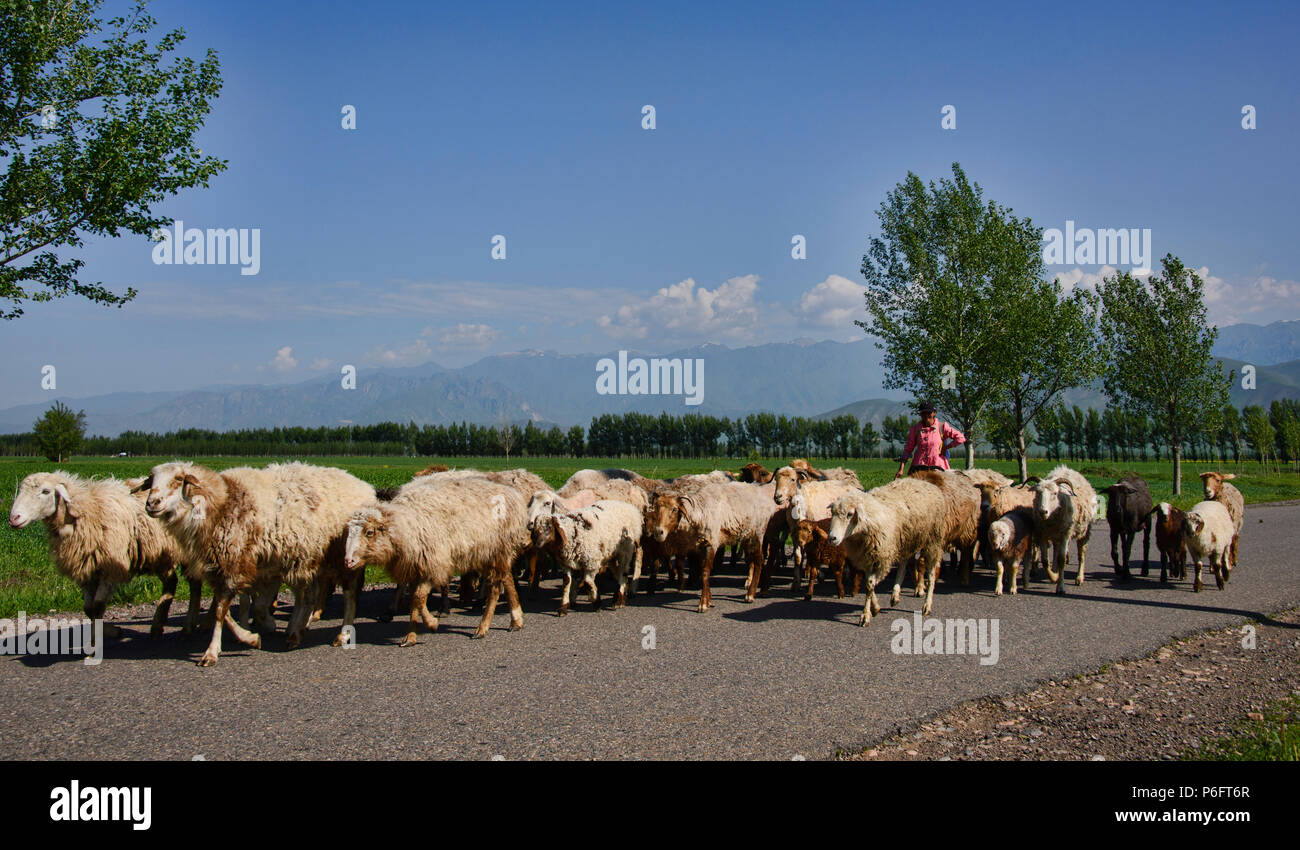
[{"xmin": 4, "ymin": 322, "xmax": 1300, "ymax": 436}]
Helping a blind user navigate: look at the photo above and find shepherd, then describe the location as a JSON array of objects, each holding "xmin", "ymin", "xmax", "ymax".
[{"xmin": 894, "ymin": 400, "xmax": 966, "ymax": 478}]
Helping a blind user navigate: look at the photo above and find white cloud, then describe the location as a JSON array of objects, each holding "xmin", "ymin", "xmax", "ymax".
[
  {"xmin": 362, "ymin": 336, "xmax": 433, "ymax": 367},
  {"xmin": 269, "ymin": 346, "xmax": 297, "ymax": 373},
  {"xmin": 438, "ymin": 323, "xmax": 500, "ymax": 352},
  {"xmin": 309, "ymin": 357, "xmax": 332, "ymax": 370},
  {"xmin": 597, "ymin": 275, "xmax": 762, "ymax": 341},
  {"xmin": 798, "ymin": 274, "xmax": 865, "ymax": 326}
]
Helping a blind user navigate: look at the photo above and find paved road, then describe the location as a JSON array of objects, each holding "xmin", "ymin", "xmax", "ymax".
[{"xmin": 3, "ymin": 503, "xmax": 1298, "ymax": 760}]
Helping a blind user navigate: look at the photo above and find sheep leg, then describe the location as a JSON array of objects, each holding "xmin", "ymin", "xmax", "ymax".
[
  {"xmin": 88, "ymin": 578, "xmax": 121, "ymax": 640},
  {"xmin": 332, "ymin": 570, "xmax": 363, "ymax": 646},
  {"xmin": 400, "ymin": 581, "xmax": 437, "ymax": 646},
  {"xmin": 628, "ymin": 546, "xmax": 642, "ymax": 598},
  {"xmin": 526, "ymin": 551, "xmax": 541, "ymax": 598},
  {"xmin": 473, "ymin": 579, "xmax": 502, "ymax": 638},
  {"xmin": 859, "ymin": 580, "xmax": 881, "ymax": 628},
  {"xmin": 152, "ymin": 569, "xmax": 180, "ymax": 637},
  {"xmin": 790, "ymin": 541, "xmax": 804, "ymax": 592},
  {"xmin": 377, "ymin": 584, "xmax": 403, "ymax": 623},
  {"xmin": 802, "ymin": 558, "xmax": 819, "ymax": 601},
  {"xmin": 199, "ymin": 593, "xmax": 230, "ymax": 667},
  {"xmin": 743, "ymin": 541, "xmax": 763, "ymax": 603},
  {"xmin": 238, "ymin": 592, "xmax": 253, "ymax": 630},
  {"xmin": 1053, "ymin": 543, "xmax": 1068, "ymax": 595},
  {"xmin": 833, "ymin": 562, "xmax": 845, "ymax": 599},
  {"xmin": 1140, "ymin": 521, "xmax": 1151, "ymax": 576},
  {"xmin": 994, "ymin": 559, "xmax": 1004, "ymax": 597},
  {"xmin": 1193, "ymin": 559, "xmax": 1204, "ymax": 593},
  {"xmin": 284, "ymin": 584, "xmax": 313, "ymax": 648},
  {"xmin": 585, "ymin": 572, "xmax": 601, "ymax": 611},
  {"xmin": 1073, "ymin": 538, "xmax": 1088, "ymax": 587},
  {"xmin": 182, "ymin": 578, "xmax": 203, "ymax": 636},
  {"xmin": 1159, "ymin": 550, "xmax": 1169, "ymax": 584},
  {"xmin": 1041, "ymin": 533, "xmax": 1056, "ymax": 582},
  {"xmin": 1214, "ymin": 551, "xmax": 1227, "ymax": 590},
  {"xmin": 920, "ymin": 546, "xmax": 942, "ymax": 616},
  {"xmin": 697, "ymin": 546, "xmax": 717, "ymax": 612},
  {"xmin": 557, "ymin": 569, "xmax": 574, "ymax": 617},
  {"xmin": 502, "ymin": 574, "xmax": 524, "ymax": 631},
  {"xmin": 1229, "ymin": 533, "xmax": 1239, "ymax": 572},
  {"xmin": 439, "ymin": 582, "xmax": 451, "ymax": 615},
  {"xmin": 912, "ymin": 556, "xmax": 925, "ymax": 597},
  {"xmin": 890, "ymin": 561, "xmax": 905, "ymax": 607}
]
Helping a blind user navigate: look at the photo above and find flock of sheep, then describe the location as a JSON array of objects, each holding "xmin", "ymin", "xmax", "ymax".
[{"xmin": 6, "ymin": 458, "xmax": 1246, "ymax": 666}]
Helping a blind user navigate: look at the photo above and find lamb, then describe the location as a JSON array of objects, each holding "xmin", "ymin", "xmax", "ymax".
[
  {"xmin": 826, "ymin": 477, "xmax": 947, "ymax": 626},
  {"xmin": 344, "ymin": 476, "xmax": 529, "ymax": 645},
  {"xmin": 643, "ymin": 479, "xmax": 779, "ymax": 611},
  {"xmin": 538, "ymin": 500, "xmax": 643, "ymax": 614},
  {"xmin": 139, "ymin": 461, "xmax": 375, "ymax": 666},
  {"xmin": 8, "ymin": 472, "xmax": 203, "ymax": 647},
  {"xmin": 1151, "ymin": 502, "xmax": 1188, "ymax": 584},
  {"xmin": 771, "ymin": 466, "xmax": 861, "ymax": 589},
  {"xmin": 1103, "ymin": 475, "xmax": 1153, "ymax": 580},
  {"xmin": 986, "ymin": 506, "xmax": 1036, "ymax": 596},
  {"xmin": 1032, "ymin": 465, "xmax": 1099, "ymax": 594},
  {"xmin": 907, "ymin": 469, "xmax": 981, "ymax": 587},
  {"xmin": 1198, "ymin": 472, "xmax": 1244, "ymax": 569},
  {"xmin": 794, "ymin": 519, "xmax": 852, "ymax": 600},
  {"xmin": 974, "ymin": 480, "xmax": 1039, "ymax": 577},
  {"xmin": 1181, "ymin": 500, "xmax": 1235, "ymax": 593}
]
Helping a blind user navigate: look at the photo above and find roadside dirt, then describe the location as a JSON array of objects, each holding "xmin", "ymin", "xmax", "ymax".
[{"xmin": 849, "ymin": 607, "xmax": 1300, "ymax": 761}]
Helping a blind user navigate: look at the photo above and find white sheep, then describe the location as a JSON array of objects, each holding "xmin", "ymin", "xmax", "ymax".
[
  {"xmin": 1033, "ymin": 465, "xmax": 1099, "ymax": 593},
  {"xmin": 344, "ymin": 476, "xmax": 530, "ymax": 646},
  {"xmin": 139, "ymin": 461, "xmax": 375, "ymax": 666},
  {"xmin": 1198, "ymin": 472, "xmax": 1244, "ymax": 569},
  {"xmin": 539, "ymin": 499, "xmax": 643, "ymax": 614},
  {"xmin": 1181, "ymin": 500, "xmax": 1235, "ymax": 592},
  {"xmin": 954, "ymin": 468, "xmax": 1014, "ymax": 488},
  {"xmin": 827, "ymin": 478, "xmax": 947, "ymax": 626},
  {"xmin": 8, "ymin": 471, "xmax": 203, "ymax": 646}
]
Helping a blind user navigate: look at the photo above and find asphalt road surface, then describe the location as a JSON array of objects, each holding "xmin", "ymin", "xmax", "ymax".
[{"xmin": 3, "ymin": 502, "xmax": 1298, "ymax": 760}]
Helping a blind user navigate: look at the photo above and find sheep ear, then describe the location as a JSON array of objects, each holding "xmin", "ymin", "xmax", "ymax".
[
  {"xmin": 129, "ymin": 475, "xmax": 153, "ymax": 494},
  {"xmin": 580, "ymin": 512, "xmax": 596, "ymax": 529},
  {"xmin": 553, "ymin": 517, "xmax": 568, "ymax": 548},
  {"xmin": 181, "ymin": 472, "xmax": 201, "ymax": 499},
  {"xmin": 54, "ymin": 483, "xmax": 77, "ymax": 518},
  {"xmin": 1222, "ymin": 473, "xmax": 1236, "ymax": 481}
]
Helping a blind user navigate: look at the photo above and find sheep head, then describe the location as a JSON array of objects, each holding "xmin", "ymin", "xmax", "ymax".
[
  {"xmin": 1199, "ymin": 471, "xmax": 1234, "ymax": 500},
  {"xmin": 1034, "ymin": 478, "xmax": 1075, "ymax": 524},
  {"xmin": 9, "ymin": 472, "xmax": 77, "ymax": 528},
  {"xmin": 1182, "ymin": 511, "xmax": 1206, "ymax": 538},
  {"xmin": 989, "ymin": 517, "xmax": 1014, "ymax": 552},
  {"xmin": 645, "ymin": 491, "xmax": 688, "ymax": 542},
  {"xmin": 344, "ymin": 506, "xmax": 392, "ymax": 570},
  {"xmin": 827, "ymin": 496, "xmax": 860, "ymax": 546},
  {"xmin": 794, "ymin": 519, "xmax": 819, "ymax": 548},
  {"xmin": 772, "ymin": 467, "xmax": 800, "ymax": 506},
  {"xmin": 140, "ymin": 462, "xmax": 207, "ymax": 524},
  {"xmin": 739, "ymin": 462, "xmax": 771, "ymax": 484}
]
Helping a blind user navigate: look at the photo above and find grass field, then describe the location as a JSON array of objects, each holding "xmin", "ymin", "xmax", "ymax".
[{"xmin": 2, "ymin": 454, "xmax": 1296, "ymax": 618}]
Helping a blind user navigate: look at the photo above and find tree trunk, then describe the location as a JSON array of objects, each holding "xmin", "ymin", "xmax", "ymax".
[
  {"xmin": 1016, "ymin": 429, "xmax": 1029, "ymax": 483},
  {"xmin": 1172, "ymin": 443, "xmax": 1182, "ymax": 495},
  {"xmin": 965, "ymin": 441, "xmax": 975, "ymax": 469}
]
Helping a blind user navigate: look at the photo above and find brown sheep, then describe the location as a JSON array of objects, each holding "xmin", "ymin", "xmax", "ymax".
[
  {"xmin": 739, "ymin": 462, "xmax": 774, "ymax": 484},
  {"xmin": 1151, "ymin": 502, "xmax": 1188, "ymax": 583},
  {"xmin": 794, "ymin": 519, "xmax": 854, "ymax": 601}
]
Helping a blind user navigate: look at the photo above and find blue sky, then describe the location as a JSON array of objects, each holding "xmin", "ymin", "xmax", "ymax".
[{"xmin": 4, "ymin": 0, "xmax": 1298, "ymax": 405}]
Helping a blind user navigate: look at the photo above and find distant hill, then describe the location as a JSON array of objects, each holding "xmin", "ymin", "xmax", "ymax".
[
  {"xmin": 4, "ymin": 331, "xmax": 1298, "ymax": 438},
  {"xmin": 1213, "ymin": 320, "xmax": 1300, "ymax": 365}
]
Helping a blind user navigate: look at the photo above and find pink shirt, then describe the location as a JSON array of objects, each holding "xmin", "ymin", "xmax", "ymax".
[{"xmin": 901, "ymin": 420, "xmax": 966, "ymax": 469}]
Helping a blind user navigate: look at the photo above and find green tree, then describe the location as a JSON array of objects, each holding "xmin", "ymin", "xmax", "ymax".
[
  {"xmin": 1096, "ymin": 256, "xmax": 1231, "ymax": 494},
  {"xmin": 1, "ymin": 0, "xmax": 226, "ymax": 320},
  {"xmin": 33, "ymin": 400, "xmax": 85, "ymax": 461},
  {"xmin": 1242, "ymin": 405, "xmax": 1276, "ymax": 470},
  {"xmin": 859, "ymin": 164, "xmax": 1026, "ymax": 468}
]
